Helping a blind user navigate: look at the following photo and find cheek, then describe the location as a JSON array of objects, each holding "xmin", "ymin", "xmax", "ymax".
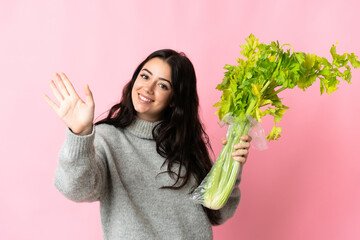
[
  {"xmin": 159, "ymin": 92, "xmax": 173, "ymax": 105},
  {"xmin": 132, "ymin": 79, "xmax": 141, "ymax": 90},
  {"xmin": 131, "ymin": 83, "xmax": 140, "ymax": 101},
  {"xmin": 132, "ymin": 79, "xmax": 143, "ymax": 94},
  {"xmin": 131, "ymin": 89, "xmax": 136, "ymax": 101}
]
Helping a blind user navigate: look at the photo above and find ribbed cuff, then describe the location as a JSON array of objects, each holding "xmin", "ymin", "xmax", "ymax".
[{"xmin": 63, "ymin": 126, "xmax": 96, "ymax": 159}]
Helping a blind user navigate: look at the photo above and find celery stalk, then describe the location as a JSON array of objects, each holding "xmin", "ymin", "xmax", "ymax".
[{"xmin": 194, "ymin": 117, "xmax": 251, "ymax": 210}]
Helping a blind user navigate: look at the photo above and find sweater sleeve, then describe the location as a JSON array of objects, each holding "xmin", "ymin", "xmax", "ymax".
[
  {"xmin": 213, "ymin": 164, "xmax": 243, "ymax": 225},
  {"xmin": 54, "ymin": 127, "xmax": 108, "ymax": 203}
]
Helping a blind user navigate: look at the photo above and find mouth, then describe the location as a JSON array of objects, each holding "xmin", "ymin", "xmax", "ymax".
[{"xmin": 138, "ymin": 93, "xmax": 154, "ymax": 103}]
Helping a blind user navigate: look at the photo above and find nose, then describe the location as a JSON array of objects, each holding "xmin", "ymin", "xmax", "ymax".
[{"xmin": 144, "ymin": 80, "xmax": 156, "ymax": 94}]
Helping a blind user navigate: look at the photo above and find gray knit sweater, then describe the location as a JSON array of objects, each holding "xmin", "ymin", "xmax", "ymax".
[{"xmin": 54, "ymin": 118, "xmax": 242, "ymax": 240}]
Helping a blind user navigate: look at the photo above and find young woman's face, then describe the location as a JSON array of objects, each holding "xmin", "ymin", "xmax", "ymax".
[{"xmin": 131, "ymin": 57, "xmax": 173, "ymax": 122}]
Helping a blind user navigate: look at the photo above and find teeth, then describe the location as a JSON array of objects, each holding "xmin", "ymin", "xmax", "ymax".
[{"xmin": 139, "ymin": 94, "xmax": 152, "ymax": 102}]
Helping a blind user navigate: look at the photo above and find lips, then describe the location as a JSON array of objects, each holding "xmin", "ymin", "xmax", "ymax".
[{"xmin": 138, "ymin": 93, "xmax": 154, "ymax": 103}]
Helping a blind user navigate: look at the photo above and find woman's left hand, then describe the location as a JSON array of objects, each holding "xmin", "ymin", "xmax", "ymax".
[{"xmin": 221, "ymin": 135, "xmax": 252, "ymax": 165}]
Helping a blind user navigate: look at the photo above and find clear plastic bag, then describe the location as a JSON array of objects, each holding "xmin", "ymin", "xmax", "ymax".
[
  {"xmin": 248, "ymin": 118, "xmax": 268, "ymax": 151},
  {"xmin": 191, "ymin": 115, "xmax": 266, "ymax": 210}
]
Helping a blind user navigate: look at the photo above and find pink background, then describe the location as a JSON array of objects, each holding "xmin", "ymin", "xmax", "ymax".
[{"xmin": 1, "ymin": 0, "xmax": 359, "ymax": 239}]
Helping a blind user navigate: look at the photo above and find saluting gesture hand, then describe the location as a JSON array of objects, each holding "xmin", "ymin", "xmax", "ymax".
[{"xmin": 43, "ymin": 72, "xmax": 95, "ymax": 136}]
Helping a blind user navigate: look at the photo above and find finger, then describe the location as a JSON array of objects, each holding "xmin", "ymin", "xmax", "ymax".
[
  {"xmin": 60, "ymin": 72, "xmax": 79, "ymax": 97},
  {"xmin": 233, "ymin": 155, "xmax": 247, "ymax": 164},
  {"xmin": 55, "ymin": 73, "xmax": 70, "ymax": 97},
  {"xmin": 84, "ymin": 84, "xmax": 95, "ymax": 106},
  {"xmin": 49, "ymin": 80, "xmax": 64, "ymax": 102},
  {"xmin": 234, "ymin": 141, "xmax": 250, "ymax": 150},
  {"xmin": 221, "ymin": 137, "xmax": 227, "ymax": 145},
  {"xmin": 43, "ymin": 94, "xmax": 60, "ymax": 113},
  {"xmin": 241, "ymin": 135, "xmax": 252, "ymax": 142},
  {"xmin": 232, "ymin": 149, "xmax": 248, "ymax": 157}
]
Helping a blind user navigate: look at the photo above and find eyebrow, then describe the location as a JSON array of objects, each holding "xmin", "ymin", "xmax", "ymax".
[{"xmin": 142, "ymin": 68, "xmax": 172, "ymax": 86}]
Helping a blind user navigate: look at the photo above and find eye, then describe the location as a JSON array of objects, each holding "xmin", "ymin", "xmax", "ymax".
[
  {"xmin": 140, "ymin": 74, "xmax": 149, "ymax": 80},
  {"xmin": 159, "ymin": 82, "xmax": 171, "ymax": 90}
]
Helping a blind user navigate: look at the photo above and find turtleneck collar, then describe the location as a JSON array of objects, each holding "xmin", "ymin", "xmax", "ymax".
[{"xmin": 126, "ymin": 117, "xmax": 161, "ymax": 140}]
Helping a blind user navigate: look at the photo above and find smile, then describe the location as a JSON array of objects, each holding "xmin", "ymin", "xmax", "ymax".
[{"xmin": 138, "ymin": 93, "xmax": 154, "ymax": 103}]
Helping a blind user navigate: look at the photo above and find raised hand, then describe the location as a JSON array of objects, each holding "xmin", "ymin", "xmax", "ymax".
[{"xmin": 43, "ymin": 72, "xmax": 95, "ymax": 135}]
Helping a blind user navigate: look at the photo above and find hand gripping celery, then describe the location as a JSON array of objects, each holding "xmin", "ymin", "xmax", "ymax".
[{"xmin": 191, "ymin": 34, "xmax": 360, "ymax": 210}]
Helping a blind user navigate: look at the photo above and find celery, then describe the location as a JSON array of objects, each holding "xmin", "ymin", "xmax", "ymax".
[{"xmin": 192, "ymin": 34, "xmax": 360, "ymax": 210}]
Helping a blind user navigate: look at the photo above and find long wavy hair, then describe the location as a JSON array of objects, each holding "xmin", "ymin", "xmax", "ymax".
[{"xmin": 95, "ymin": 49, "xmax": 221, "ymax": 225}]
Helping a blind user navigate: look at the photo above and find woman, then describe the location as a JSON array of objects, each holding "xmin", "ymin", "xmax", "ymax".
[{"xmin": 44, "ymin": 49, "xmax": 252, "ymax": 240}]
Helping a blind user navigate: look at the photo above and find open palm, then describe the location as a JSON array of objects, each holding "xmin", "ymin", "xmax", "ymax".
[{"xmin": 44, "ymin": 72, "xmax": 95, "ymax": 135}]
